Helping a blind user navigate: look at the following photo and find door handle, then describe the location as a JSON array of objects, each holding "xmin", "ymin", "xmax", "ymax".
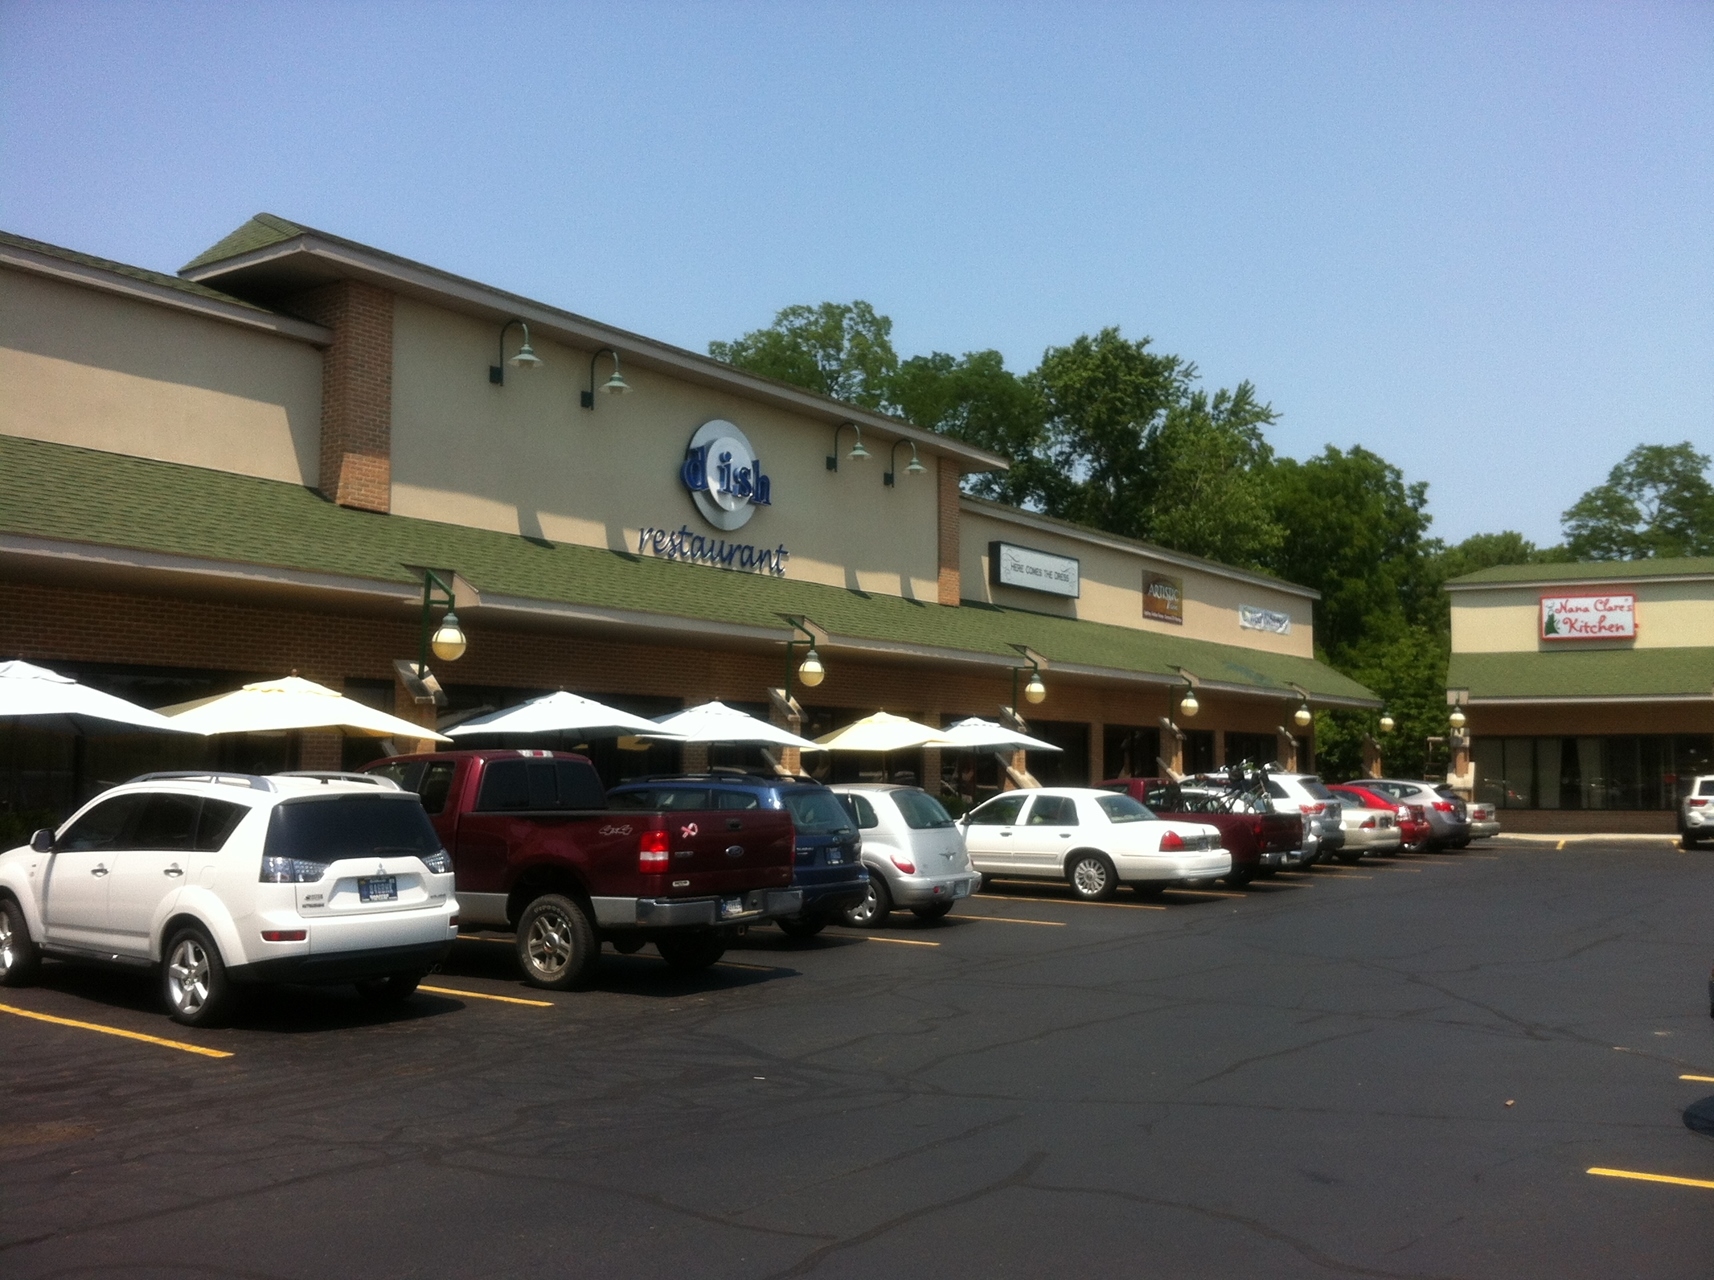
[
  {"xmin": 726, "ymin": 818, "xmax": 743, "ymax": 831},
  {"xmin": 164, "ymin": 864, "xmax": 184, "ymax": 877},
  {"xmin": 998, "ymin": 832, "xmax": 1011, "ymax": 837},
  {"xmin": 91, "ymin": 864, "xmax": 109, "ymax": 877}
]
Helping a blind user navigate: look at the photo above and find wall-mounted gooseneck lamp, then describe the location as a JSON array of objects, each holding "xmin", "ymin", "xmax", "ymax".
[
  {"xmin": 826, "ymin": 422, "xmax": 869, "ymax": 471},
  {"xmin": 1449, "ymin": 707, "xmax": 1467, "ymax": 731},
  {"xmin": 418, "ymin": 569, "xmax": 467, "ymax": 674},
  {"xmin": 1288, "ymin": 682, "xmax": 1313, "ymax": 729},
  {"xmin": 782, "ymin": 615, "xmax": 828, "ymax": 702},
  {"xmin": 1379, "ymin": 712, "xmax": 1396, "ymax": 734},
  {"xmin": 884, "ymin": 439, "xmax": 927, "ymax": 487},
  {"xmin": 1008, "ymin": 645, "xmax": 1048, "ymax": 710},
  {"xmin": 1172, "ymin": 665, "xmax": 1200, "ymax": 718},
  {"xmin": 489, "ymin": 319, "xmax": 543, "ymax": 384},
  {"xmin": 581, "ymin": 348, "xmax": 630, "ymax": 408}
]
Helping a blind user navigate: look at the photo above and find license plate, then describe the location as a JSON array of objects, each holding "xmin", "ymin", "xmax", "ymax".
[
  {"xmin": 826, "ymin": 850, "xmax": 841, "ymax": 864},
  {"xmin": 719, "ymin": 895, "xmax": 750, "ymax": 919},
  {"xmin": 359, "ymin": 876, "xmax": 397, "ymax": 903}
]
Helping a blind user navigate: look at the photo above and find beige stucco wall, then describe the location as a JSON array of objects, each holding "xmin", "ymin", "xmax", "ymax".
[
  {"xmin": 958, "ymin": 508, "xmax": 1314, "ymax": 657},
  {"xmin": 388, "ymin": 298, "xmax": 941, "ymax": 598},
  {"xmin": 1451, "ymin": 581, "xmax": 1714, "ymax": 653},
  {"xmin": 0, "ymin": 267, "xmax": 322, "ymax": 484}
]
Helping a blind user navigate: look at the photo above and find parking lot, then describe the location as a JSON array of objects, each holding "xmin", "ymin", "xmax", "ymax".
[{"xmin": 4, "ymin": 840, "xmax": 1713, "ymax": 1279}]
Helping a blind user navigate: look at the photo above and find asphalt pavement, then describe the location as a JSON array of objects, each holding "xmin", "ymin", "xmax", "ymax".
[{"xmin": 4, "ymin": 842, "xmax": 1714, "ymax": 1279}]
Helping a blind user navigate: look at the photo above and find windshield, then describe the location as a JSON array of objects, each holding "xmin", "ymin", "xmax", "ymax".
[
  {"xmin": 781, "ymin": 789, "xmax": 857, "ymax": 836},
  {"xmin": 266, "ymin": 795, "xmax": 440, "ymax": 861},
  {"xmin": 1096, "ymin": 794, "xmax": 1155, "ymax": 823},
  {"xmin": 893, "ymin": 789, "xmax": 955, "ymax": 829}
]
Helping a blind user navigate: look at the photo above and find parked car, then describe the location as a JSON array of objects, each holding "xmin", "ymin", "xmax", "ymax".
[
  {"xmin": 1682, "ymin": 776, "xmax": 1714, "ymax": 850},
  {"xmin": 831, "ymin": 785, "xmax": 980, "ymax": 925},
  {"xmin": 959, "ymin": 787, "xmax": 1230, "ymax": 901},
  {"xmin": 0, "ymin": 770, "xmax": 460, "ymax": 1025},
  {"xmin": 1465, "ymin": 800, "xmax": 1501, "ymax": 842},
  {"xmin": 609, "ymin": 771, "xmax": 868, "ymax": 940},
  {"xmin": 370, "ymin": 752, "xmax": 798, "ymax": 985},
  {"xmin": 1364, "ymin": 779, "xmax": 1470, "ymax": 849},
  {"xmin": 1099, "ymin": 777, "xmax": 1303, "ymax": 884},
  {"xmin": 1329, "ymin": 799, "xmax": 1400, "ymax": 860},
  {"xmin": 1329, "ymin": 783, "xmax": 1432, "ymax": 853},
  {"xmin": 1262, "ymin": 773, "xmax": 1346, "ymax": 865}
]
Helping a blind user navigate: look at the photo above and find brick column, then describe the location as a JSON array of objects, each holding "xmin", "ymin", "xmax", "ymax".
[
  {"xmin": 287, "ymin": 280, "xmax": 394, "ymax": 513},
  {"xmin": 937, "ymin": 458, "xmax": 961, "ymax": 606},
  {"xmin": 1088, "ymin": 720, "xmax": 1104, "ymax": 783},
  {"xmin": 682, "ymin": 742, "xmax": 709, "ymax": 772}
]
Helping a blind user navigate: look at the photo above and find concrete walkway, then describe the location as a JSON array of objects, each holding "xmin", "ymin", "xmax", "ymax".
[{"xmin": 1491, "ymin": 831, "xmax": 1686, "ymax": 847}]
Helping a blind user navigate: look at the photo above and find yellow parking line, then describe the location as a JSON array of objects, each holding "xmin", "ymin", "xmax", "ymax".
[
  {"xmin": 0, "ymin": 1002, "xmax": 231, "ymax": 1059},
  {"xmin": 967, "ymin": 915, "xmax": 1066, "ymax": 927},
  {"xmin": 1588, "ymin": 1166, "xmax": 1714, "ymax": 1190},
  {"xmin": 1680, "ymin": 1074, "xmax": 1714, "ymax": 1083},
  {"xmin": 977, "ymin": 893, "xmax": 1166, "ymax": 911},
  {"xmin": 1163, "ymin": 887, "xmax": 1248, "ymax": 898},
  {"xmin": 418, "ymin": 984, "xmax": 552, "ymax": 1007},
  {"xmin": 717, "ymin": 960, "xmax": 783, "ymax": 972},
  {"xmin": 864, "ymin": 936, "xmax": 941, "ymax": 947},
  {"xmin": 457, "ymin": 934, "xmax": 513, "ymax": 944}
]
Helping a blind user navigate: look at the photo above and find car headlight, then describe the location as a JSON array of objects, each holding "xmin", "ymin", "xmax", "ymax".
[{"xmin": 420, "ymin": 848, "xmax": 452, "ymax": 874}]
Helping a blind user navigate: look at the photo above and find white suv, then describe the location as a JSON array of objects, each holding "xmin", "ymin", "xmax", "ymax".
[
  {"xmin": 1681, "ymin": 776, "xmax": 1714, "ymax": 849},
  {"xmin": 1263, "ymin": 772, "xmax": 1346, "ymax": 865},
  {"xmin": 0, "ymin": 772, "xmax": 458, "ymax": 1026}
]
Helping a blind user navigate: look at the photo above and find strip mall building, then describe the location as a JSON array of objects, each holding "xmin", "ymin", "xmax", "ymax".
[{"xmin": 0, "ymin": 215, "xmax": 1377, "ymax": 818}]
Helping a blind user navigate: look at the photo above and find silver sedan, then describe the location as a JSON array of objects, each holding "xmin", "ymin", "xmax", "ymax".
[{"xmin": 831, "ymin": 785, "xmax": 980, "ymax": 925}]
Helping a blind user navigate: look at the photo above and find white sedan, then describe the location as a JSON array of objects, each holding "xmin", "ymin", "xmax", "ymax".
[{"xmin": 959, "ymin": 787, "xmax": 1230, "ymax": 901}]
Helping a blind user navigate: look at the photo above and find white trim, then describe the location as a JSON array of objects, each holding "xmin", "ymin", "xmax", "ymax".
[
  {"xmin": 1467, "ymin": 693, "xmax": 1714, "ymax": 706},
  {"xmin": 1448, "ymin": 573, "xmax": 1714, "ymax": 593},
  {"xmin": 1, "ymin": 246, "xmax": 332, "ymax": 346}
]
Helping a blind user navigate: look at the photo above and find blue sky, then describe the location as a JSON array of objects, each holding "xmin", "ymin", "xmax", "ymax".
[{"xmin": 3, "ymin": 1, "xmax": 1709, "ymax": 546}]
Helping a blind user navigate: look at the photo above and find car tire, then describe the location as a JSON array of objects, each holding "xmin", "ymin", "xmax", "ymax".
[
  {"xmin": 841, "ymin": 876, "xmax": 892, "ymax": 928},
  {"xmin": 1683, "ymin": 834, "xmax": 1703, "ymax": 851},
  {"xmin": 1223, "ymin": 866, "xmax": 1255, "ymax": 888},
  {"xmin": 355, "ymin": 972, "xmax": 423, "ymax": 1002},
  {"xmin": 162, "ymin": 924, "xmax": 235, "ymax": 1028},
  {"xmin": 1253, "ymin": 866, "xmax": 1278, "ymax": 879},
  {"xmin": 656, "ymin": 933, "xmax": 726, "ymax": 972},
  {"xmin": 1067, "ymin": 852, "xmax": 1118, "ymax": 901},
  {"xmin": 1132, "ymin": 881, "xmax": 1167, "ymax": 898},
  {"xmin": 777, "ymin": 915, "xmax": 827, "ymax": 939},
  {"xmin": 1336, "ymin": 850, "xmax": 1363, "ymax": 865},
  {"xmin": 0, "ymin": 897, "xmax": 41, "ymax": 987},
  {"xmin": 516, "ymin": 894, "xmax": 600, "ymax": 991},
  {"xmin": 911, "ymin": 902, "xmax": 954, "ymax": 921}
]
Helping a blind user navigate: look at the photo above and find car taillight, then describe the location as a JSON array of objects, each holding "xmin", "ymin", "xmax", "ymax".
[
  {"xmin": 638, "ymin": 828, "xmax": 670, "ymax": 874},
  {"xmin": 1692, "ymin": 799, "xmax": 1709, "ymax": 808},
  {"xmin": 259, "ymin": 855, "xmax": 329, "ymax": 883},
  {"xmin": 1432, "ymin": 801, "xmax": 1454, "ymax": 813},
  {"xmin": 889, "ymin": 854, "xmax": 916, "ymax": 874},
  {"xmin": 1160, "ymin": 830, "xmax": 1185, "ymax": 851},
  {"xmin": 1302, "ymin": 803, "xmax": 1325, "ymax": 816},
  {"xmin": 1361, "ymin": 817, "xmax": 1376, "ymax": 829},
  {"xmin": 261, "ymin": 929, "xmax": 307, "ymax": 942},
  {"xmin": 1396, "ymin": 806, "xmax": 1411, "ymax": 819}
]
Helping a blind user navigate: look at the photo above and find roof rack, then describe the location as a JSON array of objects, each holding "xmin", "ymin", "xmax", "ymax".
[
  {"xmin": 128, "ymin": 771, "xmax": 277, "ymax": 792},
  {"xmin": 275, "ymin": 771, "xmax": 402, "ymax": 790}
]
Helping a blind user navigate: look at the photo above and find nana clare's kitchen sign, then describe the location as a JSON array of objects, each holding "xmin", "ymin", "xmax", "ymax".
[
  {"xmin": 990, "ymin": 541, "xmax": 1080, "ymax": 598},
  {"xmin": 1541, "ymin": 592, "xmax": 1636, "ymax": 641}
]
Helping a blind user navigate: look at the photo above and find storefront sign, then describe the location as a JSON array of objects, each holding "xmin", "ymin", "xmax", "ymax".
[
  {"xmin": 1143, "ymin": 573, "xmax": 1183, "ymax": 624},
  {"xmin": 990, "ymin": 541, "xmax": 1080, "ymax": 598},
  {"xmin": 1239, "ymin": 604, "xmax": 1292, "ymax": 635},
  {"xmin": 1541, "ymin": 592, "xmax": 1635, "ymax": 640},
  {"xmin": 637, "ymin": 524, "xmax": 789, "ymax": 577},
  {"xmin": 680, "ymin": 420, "xmax": 772, "ymax": 531}
]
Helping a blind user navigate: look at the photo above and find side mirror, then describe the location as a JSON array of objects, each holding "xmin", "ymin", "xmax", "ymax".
[{"xmin": 30, "ymin": 828, "xmax": 55, "ymax": 853}]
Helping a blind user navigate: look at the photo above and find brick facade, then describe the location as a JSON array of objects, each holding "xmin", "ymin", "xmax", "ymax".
[
  {"xmin": 937, "ymin": 457, "xmax": 961, "ymax": 606},
  {"xmin": 286, "ymin": 281, "xmax": 394, "ymax": 513}
]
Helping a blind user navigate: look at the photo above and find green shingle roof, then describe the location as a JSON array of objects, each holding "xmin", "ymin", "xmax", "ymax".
[
  {"xmin": 1448, "ymin": 557, "xmax": 1714, "ymax": 587},
  {"xmin": 1449, "ymin": 648, "xmax": 1714, "ymax": 700},
  {"xmin": 0, "ymin": 435, "xmax": 1376, "ymax": 704},
  {"xmin": 179, "ymin": 214, "xmax": 306, "ymax": 274},
  {"xmin": 1, "ymin": 229, "xmax": 277, "ymax": 314}
]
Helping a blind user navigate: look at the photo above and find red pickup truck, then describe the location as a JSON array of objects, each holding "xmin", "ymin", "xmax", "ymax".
[
  {"xmin": 367, "ymin": 750, "xmax": 799, "ymax": 988},
  {"xmin": 1098, "ymin": 777, "xmax": 1304, "ymax": 885}
]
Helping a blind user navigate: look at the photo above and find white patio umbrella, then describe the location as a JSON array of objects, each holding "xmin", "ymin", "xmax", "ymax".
[
  {"xmin": 161, "ymin": 675, "xmax": 451, "ymax": 741},
  {"xmin": 0, "ymin": 660, "xmax": 197, "ymax": 733},
  {"xmin": 651, "ymin": 701, "xmax": 823, "ymax": 750},
  {"xmin": 447, "ymin": 690, "xmax": 684, "ymax": 740},
  {"xmin": 937, "ymin": 716, "xmax": 1063, "ymax": 753},
  {"xmin": 814, "ymin": 711, "xmax": 956, "ymax": 753}
]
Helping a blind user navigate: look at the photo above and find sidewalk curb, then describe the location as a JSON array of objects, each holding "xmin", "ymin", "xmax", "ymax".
[{"xmin": 1490, "ymin": 833, "xmax": 1685, "ymax": 847}]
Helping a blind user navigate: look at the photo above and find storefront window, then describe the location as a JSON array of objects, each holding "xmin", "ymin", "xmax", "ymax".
[{"xmin": 1475, "ymin": 735, "xmax": 1714, "ymax": 810}]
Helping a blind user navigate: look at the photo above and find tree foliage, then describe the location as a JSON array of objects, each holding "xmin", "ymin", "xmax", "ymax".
[
  {"xmin": 1561, "ymin": 442, "xmax": 1714, "ymax": 560},
  {"xmin": 708, "ymin": 301, "xmax": 899, "ymax": 410},
  {"xmin": 889, "ymin": 349, "xmax": 1048, "ymax": 508}
]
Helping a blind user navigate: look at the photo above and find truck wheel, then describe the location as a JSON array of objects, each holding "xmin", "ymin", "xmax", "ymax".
[
  {"xmin": 777, "ymin": 916, "xmax": 827, "ymax": 939},
  {"xmin": 1223, "ymin": 866, "xmax": 1255, "ymax": 888},
  {"xmin": 355, "ymin": 972, "xmax": 423, "ymax": 1003},
  {"xmin": 841, "ymin": 877, "xmax": 892, "ymax": 928},
  {"xmin": 516, "ymin": 894, "xmax": 599, "ymax": 990},
  {"xmin": 1067, "ymin": 852, "xmax": 1118, "ymax": 901},
  {"xmin": 163, "ymin": 925, "xmax": 235, "ymax": 1027},
  {"xmin": 0, "ymin": 897, "xmax": 41, "ymax": 987},
  {"xmin": 656, "ymin": 933, "xmax": 726, "ymax": 972},
  {"xmin": 1337, "ymin": 850, "xmax": 1363, "ymax": 865}
]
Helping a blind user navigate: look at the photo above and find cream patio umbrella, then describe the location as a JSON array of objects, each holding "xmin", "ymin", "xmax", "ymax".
[
  {"xmin": 651, "ymin": 701, "xmax": 822, "ymax": 750},
  {"xmin": 160, "ymin": 675, "xmax": 451, "ymax": 742},
  {"xmin": 936, "ymin": 717, "xmax": 1063, "ymax": 753},
  {"xmin": 814, "ymin": 711, "xmax": 956, "ymax": 753},
  {"xmin": 0, "ymin": 660, "xmax": 199, "ymax": 734},
  {"xmin": 446, "ymin": 690, "xmax": 684, "ymax": 740}
]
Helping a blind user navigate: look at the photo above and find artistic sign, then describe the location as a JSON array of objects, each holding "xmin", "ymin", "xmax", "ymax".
[
  {"xmin": 1238, "ymin": 605, "xmax": 1292, "ymax": 635},
  {"xmin": 1541, "ymin": 592, "xmax": 1635, "ymax": 641},
  {"xmin": 990, "ymin": 541, "xmax": 1080, "ymax": 598},
  {"xmin": 680, "ymin": 420, "xmax": 772, "ymax": 531},
  {"xmin": 1143, "ymin": 573, "xmax": 1183, "ymax": 624}
]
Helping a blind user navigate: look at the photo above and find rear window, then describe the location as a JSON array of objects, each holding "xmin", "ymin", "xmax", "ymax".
[
  {"xmin": 893, "ymin": 790, "xmax": 955, "ymax": 830},
  {"xmin": 609, "ymin": 787, "xmax": 714, "ymax": 811},
  {"xmin": 1298, "ymin": 777, "xmax": 1335, "ymax": 801},
  {"xmin": 1700, "ymin": 780, "xmax": 1714, "ymax": 797},
  {"xmin": 266, "ymin": 795, "xmax": 441, "ymax": 861},
  {"xmin": 477, "ymin": 758, "xmax": 606, "ymax": 811},
  {"xmin": 781, "ymin": 789, "xmax": 857, "ymax": 836},
  {"xmin": 838, "ymin": 794, "xmax": 880, "ymax": 829},
  {"xmin": 1096, "ymin": 794, "xmax": 1154, "ymax": 823}
]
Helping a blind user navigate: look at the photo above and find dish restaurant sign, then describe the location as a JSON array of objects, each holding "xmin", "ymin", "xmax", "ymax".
[{"xmin": 1541, "ymin": 593, "xmax": 1636, "ymax": 641}]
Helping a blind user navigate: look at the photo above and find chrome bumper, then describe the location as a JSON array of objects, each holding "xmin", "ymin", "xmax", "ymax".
[{"xmin": 593, "ymin": 888, "xmax": 803, "ymax": 929}]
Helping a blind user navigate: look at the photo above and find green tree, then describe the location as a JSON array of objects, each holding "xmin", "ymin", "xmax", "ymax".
[
  {"xmin": 708, "ymin": 301, "xmax": 899, "ymax": 410},
  {"xmin": 889, "ymin": 349, "xmax": 1051, "ymax": 508},
  {"xmin": 1142, "ymin": 384, "xmax": 1282, "ymax": 569},
  {"xmin": 1561, "ymin": 442, "xmax": 1714, "ymax": 559}
]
